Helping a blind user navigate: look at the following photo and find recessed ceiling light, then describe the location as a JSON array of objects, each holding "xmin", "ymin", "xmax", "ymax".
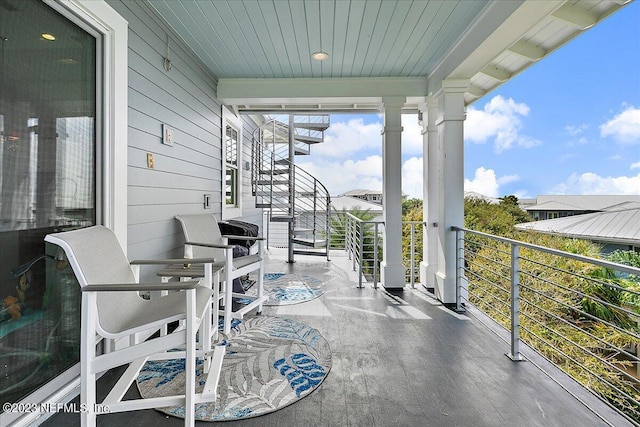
[
  {"xmin": 311, "ymin": 51, "xmax": 329, "ymax": 61},
  {"xmin": 41, "ymin": 33, "xmax": 56, "ymax": 41}
]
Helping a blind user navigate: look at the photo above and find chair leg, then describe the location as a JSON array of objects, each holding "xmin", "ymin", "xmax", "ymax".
[
  {"xmin": 185, "ymin": 289, "xmax": 197, "ymax": 427},
  {"xmin": 202, "ymin": 263, "xmax": 213, "ymax": 371},
  {"xmin": 257, "ymin": 261, "xmax": 264, "ymax": 315},
  {"xmin": 212, "ymin": 270, "xmax": 220, "ymax": 342},
  {"xmin": 81, "ymin": 293, "xmax": 97, "ymax": 427},
  {"xmin": 223, "ymin": 251, "xmax": 233, "ymax": 334}
]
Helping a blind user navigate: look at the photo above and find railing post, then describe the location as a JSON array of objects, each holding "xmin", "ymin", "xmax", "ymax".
[
  {"xmin": 358, "ymin": 221, "xmax": 364, "ymax": 288},
  {"xmin": 373, "ymin": 222, "xmax": 379, "ymax": 289},
  {"xmin": 507, "ymin": 243, "xmax": 525, "ymax": 361},
  {"xmin": 455, "ymin": 228, "xmax": 464, "ymax": 312},
  {"xmin": 410, "ymin": 223, "xmax": 415, "ymax": 289}
]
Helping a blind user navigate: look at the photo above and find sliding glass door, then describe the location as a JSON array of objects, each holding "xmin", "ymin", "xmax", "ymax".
[{"xmin": 0, "ymin": 0, "xmax": 97, "ymax": 410}]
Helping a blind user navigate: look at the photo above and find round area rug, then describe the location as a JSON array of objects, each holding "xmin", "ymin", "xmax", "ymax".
[
  {"xmin": 136, "ymin": 316, "xmax": 331, "ymax": 421},
  {"xmin": 239, "ymin": 273, "xmax": 325, "ymax": 306}
]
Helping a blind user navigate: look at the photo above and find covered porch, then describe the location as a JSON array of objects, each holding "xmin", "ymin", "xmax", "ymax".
[
  {"xmin": 44, "ymin": 248, "xmax": 631, "ymax": 426},
  {"xmin": 1, "ymin": 0, "xmax": 637, "ymax": 425}
]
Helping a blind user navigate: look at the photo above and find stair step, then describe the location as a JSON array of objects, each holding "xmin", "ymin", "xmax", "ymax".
[
  {"xmin": 256, "ymin": 179, "xmax": 289, "ymax": 185},
  {"xmin": 293, "ymin": 228, "xmax": 313, "ymax": 234},
  {"xmin": 295, "ymin": 135, "xmax": 323, "ymax": 144},
  {"xmin": 255, "ymin": 203, "xmax": 271, "ymax": 208},
  {"xmin": 293, "ymin": 249, "xmax": 329, "ymax": 257},
  {"xmin": 292, "ymin": 238, "xmax": 327, "ymax": 248},
  {"xmin": 294, "ymin": 122, "xmax": 330, "ymax": 131},
  {"xmin": 256, "ymin": 189, "xmax": 290, "ymax": 195},
  {"xmin": 295, "ymin": 146, "xmax": 310, "ymax": 155},
  {"xmin": 271, "ymin": 215, "xmax": 294, "ymax": 222}
]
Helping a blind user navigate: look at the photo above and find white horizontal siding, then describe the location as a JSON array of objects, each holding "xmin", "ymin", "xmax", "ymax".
[{"xmin": 106, "ymin": 0, "xmax": 262, "ymax": 278}]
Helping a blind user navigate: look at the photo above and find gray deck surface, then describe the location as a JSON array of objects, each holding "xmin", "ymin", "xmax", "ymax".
[{"xmin": 43, "ymin": 249, "xmax": 633, "ymax": 426}]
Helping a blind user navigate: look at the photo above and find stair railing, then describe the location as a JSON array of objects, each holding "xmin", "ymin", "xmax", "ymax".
[{"xmin": 252, "ymin": 118, "xmax": 331, "ymax": 259}]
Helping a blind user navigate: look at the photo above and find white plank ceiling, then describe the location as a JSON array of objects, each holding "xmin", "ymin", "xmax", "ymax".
[
  {"xmin": 149, "ymin": 0, "xmax": 487, "ymax": 79},
  {"xmin": 148, "ymin": 0, "xmax": 633, "ymax": 111}
]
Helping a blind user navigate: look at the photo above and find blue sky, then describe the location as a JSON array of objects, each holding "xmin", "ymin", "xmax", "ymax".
[{"xmin": 297, "ymin": 2, "xmax": 640, "ymax": 200}]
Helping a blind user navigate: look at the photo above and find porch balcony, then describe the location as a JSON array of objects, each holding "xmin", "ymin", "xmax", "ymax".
[{"xmin": 43, "ymin": 242, "xmax": 636, "ymax": 426}]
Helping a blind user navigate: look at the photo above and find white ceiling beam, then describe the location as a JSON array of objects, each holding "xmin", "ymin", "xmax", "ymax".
[
  {"xmin": 217, "ymin": 77, "xmax": 427, "ymax": 106},
  {"xmin": 467, "ymin": 84, "xmax": 486, "ymax": 98},
  {"xmin": 479, "ymin": 65, "xmax": 511, "ymax": 82},
  {"xmin": 551, "ymin": 3, "xmax": 597, "ymax": 29},
  {"xmin": 508, "ymin": 40, "xmax": 546, "ymax": 61},
  {"xmin": 431, "ymin": 0, "xmax": 562, "ymax": 92}
]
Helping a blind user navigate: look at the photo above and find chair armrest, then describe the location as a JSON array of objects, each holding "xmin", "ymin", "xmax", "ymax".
[
  {"xmin": 222, "ymin": 235, "xmax": 265, "ymax": 241},
  {"xmin": 81, "ymin": 280, "xmax": 201, "ymax": 292},
  {"xmin": 131, "ymin": 258, "xmax": 217, "ymax": 265},
  {"xmin": 185, "ymin": 241, "xmax": 234, "ymax": 250}
]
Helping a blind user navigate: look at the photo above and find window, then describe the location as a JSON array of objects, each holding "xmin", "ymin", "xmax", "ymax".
[
  {"xmin": 225, "ymin": 126, "xmax": 238, "ymax": 206},
  {"xmin": 547, "ymin": 212, "xmax": 559, "ymax": 219},
  {"xmin": 222, "ymin": 107, "xmax": 242, "ymax": 218}
]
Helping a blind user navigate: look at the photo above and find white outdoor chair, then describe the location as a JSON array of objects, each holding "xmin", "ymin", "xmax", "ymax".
[
  {"xmin": 45, "ymin": 225, "xmax": 225, "ymax": 427},
  {"xmin": 174, "ymin": 214, "xmax": 268, "ymax": 334}
]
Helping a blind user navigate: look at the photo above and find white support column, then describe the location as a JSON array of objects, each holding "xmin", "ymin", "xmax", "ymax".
[
  {"xmin": 380, "ymin": 96, "xmax": 406, "ymax": 289},
  {"xmin": 419, "ymin": 96, "xmax": 439, "ymax": 289},
  {"xmin": 435, "ymin": 80, "xmax": 468, "ymax": 304}
]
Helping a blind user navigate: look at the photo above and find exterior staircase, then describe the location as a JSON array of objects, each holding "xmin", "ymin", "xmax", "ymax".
[{"xmin": 252, "ymin": 114, "xmax": 331, "ymax": 262}]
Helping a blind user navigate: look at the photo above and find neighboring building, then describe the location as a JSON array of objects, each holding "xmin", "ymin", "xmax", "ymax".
[
  {"xmin": 464, "ymin": 191, "xmax": 501, "ymax": 204},
  {"xmin": 340, "ymin": 189, "xmax": 385, "ymax": 204},
  {"xmin": 332, "ymin": 195, "xmax": 384, "ymax": 222},
  {"xmin": 340, "ymin": 189, "xmax": 410, "ymax": 205},
  {"xmin": 524, "ymin": 195, "xmax": 640, "ymax": 221},
  {"xmin": 516, "ymin": 206, "xmax": 640, "ymax": 254}
]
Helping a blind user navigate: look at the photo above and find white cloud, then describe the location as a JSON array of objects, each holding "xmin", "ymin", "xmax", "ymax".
[
  {"xmin": 314, "ymin": 118, "xmax": 382, "ymax": 157},
  {"xmin": 567, "ymin": 136, "xmax": 589, "ymax": 147},
  {"xmin": 551, "ymin": 172, "xmax": 640, "ymax": 194},
  {"xmin": 465, "ymin": 95, "xmax": 542, "ymax": 153},
  {"xmin": 631, "ymin": 161, "xmax": 640, "ymax": 170},
  {"xmin": 599, "ymin": 104, "xmax": 640, "ymax": 144},
  {"xmin": 402, "ymin": 115, "xmax": 423, "ymax": 155},
  {"xmin": 297, "ymin": 156, "xmax": 382, "ymax": 197},
  {"xmin": 402, "ymin": 157, "xmax": 423, "ymax": 199},
  {"xmin": 497, "ymin": 174, "xmax": 520, "ymax": 186},
  {"xmin": 565, "ymin": 124, "xmax": 589, "ymax": 136},
  {"xmin": 464, "ymin": 167, "xmax": 500, "ymax": 198}
]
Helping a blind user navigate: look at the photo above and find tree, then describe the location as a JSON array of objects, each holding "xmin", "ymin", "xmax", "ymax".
[
  {"xmin": 401, "ymin": 199, "xmax": 423, "ymax": 282},
  {"xmin": 464, "ymin": 196, "xmax": 532, "ymax": 237}
]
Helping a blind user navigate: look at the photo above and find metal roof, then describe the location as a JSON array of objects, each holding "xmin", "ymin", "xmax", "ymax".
[
  {"xmin": 341, "ymin": 189, "xmax": 383, "ymax": 197},
  {"xmin": 526, "ymin": 195, "xmax": 640, "ymax": 212},
  {"xmin": 516, "ymin": 207, "xmax": 640, "ymax": 245},
  {"xmin": 331, "ymin": 195, "xmax": 384, "ymax": 213},
  {"xmin": 148, "ymin": 0, "xmax": 633, "ymax": 112}
]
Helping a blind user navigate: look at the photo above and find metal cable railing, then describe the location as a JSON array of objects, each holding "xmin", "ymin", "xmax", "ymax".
[
  {"xmin": 454, "ymin": 226, "xmax": 640, "ymax": 423},
  {"xmin": 336, "ymin": 213, "xmax": 426, "ymax": 289}
]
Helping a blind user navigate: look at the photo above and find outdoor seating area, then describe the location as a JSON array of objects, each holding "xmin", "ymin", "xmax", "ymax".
[
  {"xmin": 44, "ymin": 225, "xmax": 226, "ymax": 426},
  {"xmin": 42, "ymin": 247, "xmax": 632, "ymax": 426},
  {"xmin": 2, "ymin": 2, "xmax": 637, "ymax": 426}
]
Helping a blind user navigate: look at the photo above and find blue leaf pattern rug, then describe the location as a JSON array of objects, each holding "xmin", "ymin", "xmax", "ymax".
[
  {"xmin": 136, "ymin": 316, "xmax": 331, "ymax": 421},
  {"xmin": 238, "ymin": 273, "xmax": 325, "ymax": 306}
]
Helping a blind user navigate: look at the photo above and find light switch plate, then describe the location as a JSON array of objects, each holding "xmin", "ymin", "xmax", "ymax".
[{"xmin": 162, "ymin": 124, "xmax": 173, "ymax": 146}]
